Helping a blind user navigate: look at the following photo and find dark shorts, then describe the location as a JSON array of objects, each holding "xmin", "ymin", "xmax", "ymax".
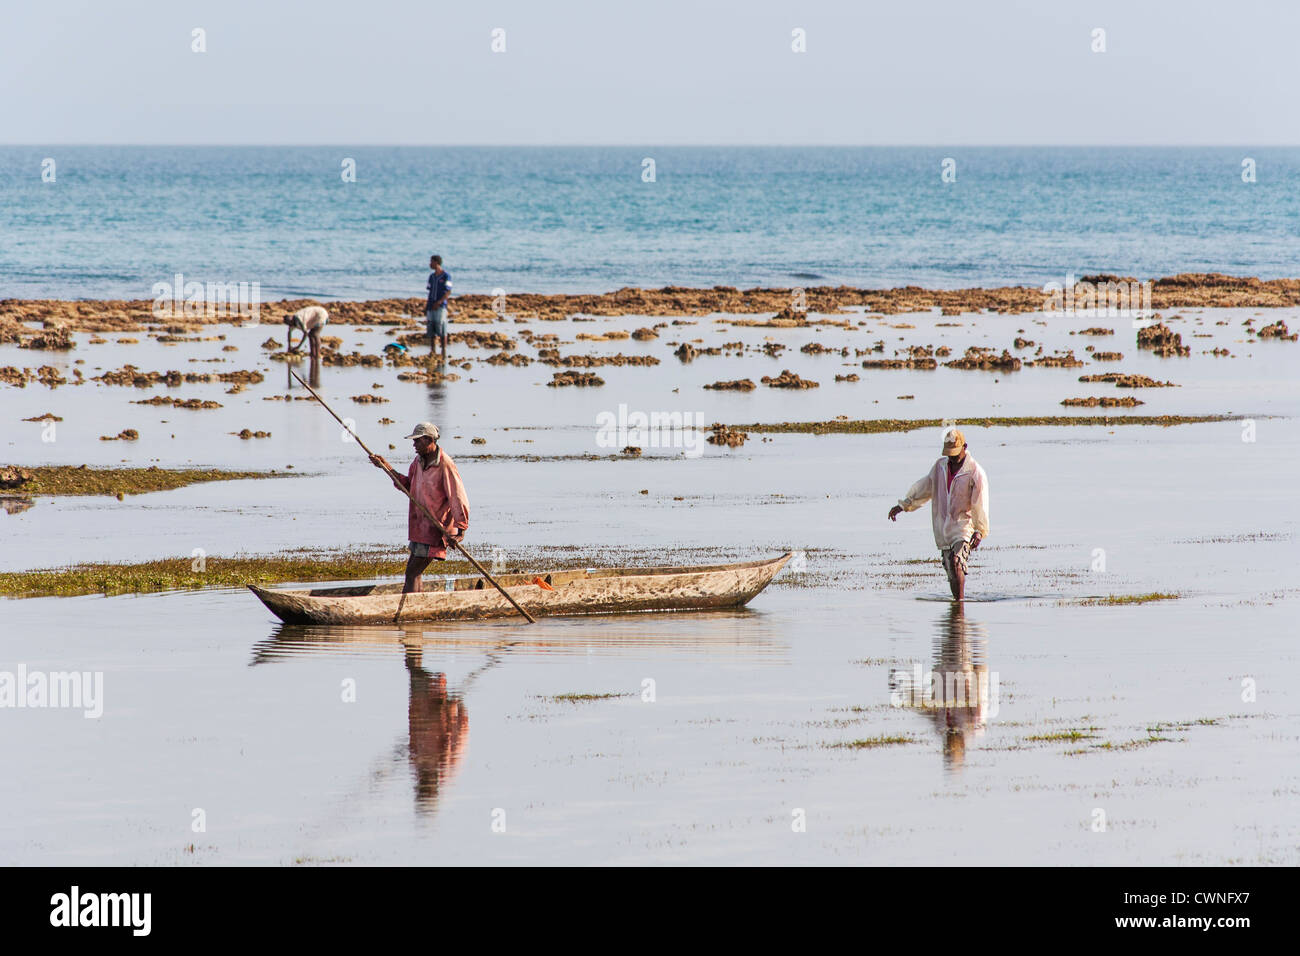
[
  {"xmin": 941, "ymin": 539, "xmax": 972, "ymax": 586},
  {"xmin": 409, "ymin": 541, "xmax": 446, "ymax": 560}
]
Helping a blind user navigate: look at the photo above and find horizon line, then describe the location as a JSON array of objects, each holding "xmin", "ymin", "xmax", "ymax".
[{"xmin": 3, "ymin": 142, "xmax": 1298, "ymax": 149}]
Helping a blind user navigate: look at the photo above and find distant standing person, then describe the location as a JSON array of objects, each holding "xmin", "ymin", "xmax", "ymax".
[
  {"xmin": 426, "ymin": 255, "xmax": 453, "ymax": 363},
  {"xmin": 284, "ymin": 305, "xmax": 329, "ymax": 361},
  {"xmin": 369, "ymin": 422, "xmax": 469, "ymax": 594},
  {"xmin": 888, "ymin": 428, "xmax": 990, "ymax": 601}
]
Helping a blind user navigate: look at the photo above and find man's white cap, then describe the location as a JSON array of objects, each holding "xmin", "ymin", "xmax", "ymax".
[{"xmin": 404, "ymin": 422, "xmax": 440, "ymax": 440}]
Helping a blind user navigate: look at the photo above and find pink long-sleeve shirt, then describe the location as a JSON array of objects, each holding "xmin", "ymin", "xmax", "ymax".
[
  {"xmin": 898, "ymin": 454, "xmax": 990, "ymax": 549},
  {"xmin": 397, "ymin": 449, "xmax": 470, "ymax": 558}
]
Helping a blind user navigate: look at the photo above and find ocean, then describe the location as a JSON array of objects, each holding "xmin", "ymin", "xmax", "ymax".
[{"xmin": 2, "ymin": 146, "xmax": 1297, "ymax": 301}]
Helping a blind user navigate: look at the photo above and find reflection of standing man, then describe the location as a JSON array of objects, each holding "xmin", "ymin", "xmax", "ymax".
[
  {"xmin": 889, "ymin": 603, "xmax": 993, "ymax": 772},
  {"xmin": 425, "ymin": 255, "xmax": 452, "ymax": 364},
  {"xmin": 404, "ymin": 645, "xmax": 469, "ymax": 813},
  {"xmin": 888, "ymin": 428, "xmax": 990, "ymax": 601},
  {"xmin": 930, "ymin": 603, "xmax": 991, "ymax": 770}
]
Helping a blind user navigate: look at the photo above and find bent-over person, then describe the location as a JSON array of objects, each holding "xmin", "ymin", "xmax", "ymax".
[{"xmin": 284, "ymin": 305, "xmax": 329, "ymax": 361}]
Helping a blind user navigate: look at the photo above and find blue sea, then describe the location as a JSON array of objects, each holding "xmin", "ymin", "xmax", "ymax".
[{"xmin": 1, "ymin": 146, "xmax": 1297, "ymax": 301}]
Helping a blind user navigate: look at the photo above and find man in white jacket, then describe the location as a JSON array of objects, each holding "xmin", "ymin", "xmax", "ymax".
[{"xmin": 888, "ymin": 428, "xmax": 990, "ymax": 601}]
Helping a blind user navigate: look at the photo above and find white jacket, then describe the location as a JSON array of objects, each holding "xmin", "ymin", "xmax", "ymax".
[{"xmin": 898, "ymin": 454, "xmax": 990, "ymax": 549}]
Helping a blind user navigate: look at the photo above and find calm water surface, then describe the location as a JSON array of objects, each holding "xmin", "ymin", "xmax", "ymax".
[{"xmin": 2, "ymin": 307, "xmax": 1297, "ymax": 864}]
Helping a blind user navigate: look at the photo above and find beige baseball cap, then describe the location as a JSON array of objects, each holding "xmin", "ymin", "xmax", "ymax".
[
  {"xmin": 942, "ymin": 428, "xmax": 966, "ymax": 455},
  {"xmin": 404, "ymin": 422, "xmax": 440, "ymax": 440}
]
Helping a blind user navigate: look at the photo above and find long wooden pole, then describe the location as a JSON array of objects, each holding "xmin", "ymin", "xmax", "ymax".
[{"xmin": 288, "ymin": 368, "xmax": 536, "ymax": 624}]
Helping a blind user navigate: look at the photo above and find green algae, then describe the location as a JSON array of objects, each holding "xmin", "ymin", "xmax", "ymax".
[
  {"xmin": 1073, "ymin": 592, "xmax": 1181, "ymax": 606},
  {"xmin": 0, "ymin": 549, "xmax": 423, "ymax": 599},
  {"xmin": 825, "ymin": 735, "xmax": 914, "ymax": 749},
  {"xmin": 1027, "ymin": 728, "xmax": 1101, "ymax": 742},
  {"xmin": 1109, "ymin": 736, "xmax": 1177, "ymax": 750},
  {"xmin": 0, "ymin": 544, "xmax": 791, "ymax": 599},
  {"xmin": 4, "ymin": 465, "xmax": 286, "ymax": 497},
  {"xmin": 732, "ymin": 415, "xmax": 1237, "ymax": 435}
]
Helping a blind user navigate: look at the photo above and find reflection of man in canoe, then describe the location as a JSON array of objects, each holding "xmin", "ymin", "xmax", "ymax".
[
  {"xmin": 404, "ymin": 645, "xmax": 469, "ymax": 814},
  {"xmin": 369, "ymin": 422, "xmax": 469, "ymax": 593},
  {"xmin": 888, "ymin": 428, "xmax": 990, "ymax": 601}
]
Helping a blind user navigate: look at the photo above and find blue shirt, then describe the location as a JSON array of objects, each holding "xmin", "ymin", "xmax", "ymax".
[{"xmin": 426, "ymin": 270, "xmax": 452, "ymax": 310}]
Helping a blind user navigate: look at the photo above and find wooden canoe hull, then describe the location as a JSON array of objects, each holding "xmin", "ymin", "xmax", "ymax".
[{"xmin": 248, "ymin": 553, "xmax": 792, "ymax": 625}]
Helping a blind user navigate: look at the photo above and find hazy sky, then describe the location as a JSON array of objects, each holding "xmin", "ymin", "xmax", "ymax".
[{"xmin": 4, "ymin": 0, "xmax": 1297, "ymax": 144}]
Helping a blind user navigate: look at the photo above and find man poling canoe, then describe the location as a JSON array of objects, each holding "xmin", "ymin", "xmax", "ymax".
[
  {"xmin": 369, "ymin": 422, "xmax": 469, "ymax": 595},
  {"xmin": 284, "ymin": 368, "xmax": 535, "ymax": 623},
  {"xmin": 888, "ymin": 428, "xmax": 990, "ymax": 601}
]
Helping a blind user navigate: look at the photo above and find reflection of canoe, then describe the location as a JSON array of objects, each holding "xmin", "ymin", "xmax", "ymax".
[
  {"xmin": 248, "ymin": 553, "xmax": 792, "ymax": 625},
  {"xmin": 249, "ymin": 615, "xmax": 786, "ymax": 666}
]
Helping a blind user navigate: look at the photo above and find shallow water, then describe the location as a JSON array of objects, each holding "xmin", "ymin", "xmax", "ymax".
[{"xmin": 2, "ymin": 307, "xmax": 1298, "ymax": 864}]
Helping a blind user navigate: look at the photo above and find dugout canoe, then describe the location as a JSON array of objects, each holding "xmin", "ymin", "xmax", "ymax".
[{"xmin": 248, "ymin": 552, "xmax": 792, "ymax": 625}]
